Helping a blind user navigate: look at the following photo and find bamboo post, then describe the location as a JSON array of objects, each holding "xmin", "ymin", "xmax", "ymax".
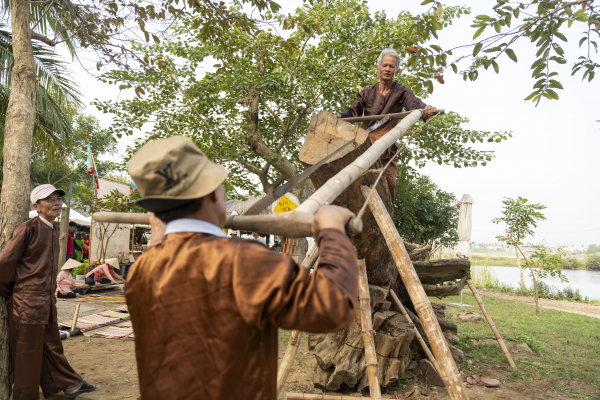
[
  {"xmin": 466, "ymin": 279, "xmax": 515, "ymax": 368},
  {"xmin": 277, "ymin": 245, "xmax": 320, "ymax": 395},
  {"xmin": 361, "ymin": 186, "xmax": 468, "ymax": 400},
  {"xmin": 389, "ymin": 289, "xmax": 441, "ymax": 375},
  {"xmin": 70, "ymin": 304, "xmax": 81, "ymax": 333},
  {"xmin": 357, "ymin": 258, "xmax": 382, "ymax": 399}
]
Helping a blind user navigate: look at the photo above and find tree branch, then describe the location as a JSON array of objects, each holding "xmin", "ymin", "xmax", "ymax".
[{"xmin": 31, "ymin": 30, "xmax": 56, "ymax": 47}]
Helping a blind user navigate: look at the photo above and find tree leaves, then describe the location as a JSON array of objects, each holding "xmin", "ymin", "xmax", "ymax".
[
  {"xmin": 473, "ymin": 42, "xmax": 483, "ymax": 57},
  {"xmin": 505, "ymin": 48, "xmax": 517, "ymax": 63}
]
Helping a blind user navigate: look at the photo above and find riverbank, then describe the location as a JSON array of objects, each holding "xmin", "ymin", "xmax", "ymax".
[{"xmin": 476, "ymin": 289, "xmax": 600, "ymax": 319}]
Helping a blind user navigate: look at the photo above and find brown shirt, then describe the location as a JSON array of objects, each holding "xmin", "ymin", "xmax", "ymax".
[
  {"xmin": 0, "ymin": 217, "xmax": 59, "ymax": 324},
  {"xmin": 339, "ymin": 81, "xmax": 427, "ymax": 157},
  {"xmin": 125, "ymin": 228, "xmax": 357, "ymax": 400}
]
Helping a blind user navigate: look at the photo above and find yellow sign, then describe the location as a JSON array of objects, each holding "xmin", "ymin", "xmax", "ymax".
[{"xmin": 272, "ymin": 193, "xmax": 299, "ymax": 214}]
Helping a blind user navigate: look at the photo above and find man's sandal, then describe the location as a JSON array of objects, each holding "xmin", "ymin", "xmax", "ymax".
[
  {"xmin": 466, "ymin": 374, "xmax": 500, "ymax": 387},
  {"xmin": 64, "ymin": 380, "xmax": 96, "ymax": 398}
]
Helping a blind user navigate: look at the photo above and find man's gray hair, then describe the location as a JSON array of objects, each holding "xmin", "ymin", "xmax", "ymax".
[{"xmin": 377, "ymin": 48, "xmax": 401, "ymax": 72}]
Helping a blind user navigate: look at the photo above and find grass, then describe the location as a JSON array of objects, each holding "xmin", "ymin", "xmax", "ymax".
[{"xmin": 437, "ymin": 293, "xmax": 600, "ymax": 397}]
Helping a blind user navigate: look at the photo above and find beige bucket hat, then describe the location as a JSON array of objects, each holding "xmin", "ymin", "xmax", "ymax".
[
  {"xmin": 128, "ymin": 136, "xmax": 228, "ymax": 213},
  {"xmin": 105, "ymin": 258, "xmax": 120, "ymax": 270},
  {"xmin": 61, "ymin": 259, "xmax": 82, "ymax": 271}
]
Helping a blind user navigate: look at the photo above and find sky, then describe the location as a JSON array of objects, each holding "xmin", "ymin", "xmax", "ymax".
[{"xmin": 63, "ymin": 0, "xmax": 599, "ymax": 247}]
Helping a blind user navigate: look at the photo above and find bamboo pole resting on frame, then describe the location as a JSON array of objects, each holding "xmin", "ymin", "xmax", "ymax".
[
  {"xmin": 357, "ymin": 258, "xmax": 382, "ymax": 400},
  {"xmin": 466, "ymin": 279, "xmax": 515, "ymax": 369},
  {"xmin": 276, "ymin": 245, "xmax": 321, "ymax": 395},
  {"xmin": 389, "ymin": 289, "xmax": 441, "ymax": 375},
  {"xmin": 361, "ymin": 186, "xmax": 468, "ymax": 400}
]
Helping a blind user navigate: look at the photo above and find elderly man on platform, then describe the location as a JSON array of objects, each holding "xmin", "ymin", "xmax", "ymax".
[
  {"xmin": 336, "ymin": 48, "xmax": 437, "ymax": 202},
  {"xmin": 0, "ymin": 184, "xmax": 95, "ymax": 399}
]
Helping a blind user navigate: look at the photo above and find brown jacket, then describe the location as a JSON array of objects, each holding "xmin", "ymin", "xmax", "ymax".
[
  {"xmin": 339, "ymin": 81, "xmax": 427, "ymax": 157},
  {"xmin": 0, "ymin": 217, "xmax": 59, "ymax": 324},
  {"xmin": 126, "ymin": 228, "xmax": 357, "ymax": 400}
]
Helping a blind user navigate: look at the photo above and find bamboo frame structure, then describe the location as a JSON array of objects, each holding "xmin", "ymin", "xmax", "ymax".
[
  {"xmin": 361, "ymin": 186, "xmax": 468, "ymax": 400},
  {"xmin": 466, "ymin": 279, "xmax": 515, "ymax": 368},
  {"xmin": 277, "ymin": 246, "xmax": 320, "ymax": 395},
  {"xmin": 70, "ymin": 304, "xmax": 81, "ymax": 333},
  {"xmin": 357, "ymin": 258, "xmax": 382, "ymax": 400},
  {"xmin": 92, "ymin": 110, "xmax": 436, "ymax": 238},
  {"xmin": 389, "ymin": 289, "xmax": 441, "ymax": 375}
]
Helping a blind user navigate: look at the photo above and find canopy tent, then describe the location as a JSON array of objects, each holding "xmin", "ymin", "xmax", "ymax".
[
  {"xmin": 454, "ymin": 194, "xmax": 473, "ymax": 259},
  {"xmin": 29, "ymin": 209, "xmax": 92, "ymax": 226}
]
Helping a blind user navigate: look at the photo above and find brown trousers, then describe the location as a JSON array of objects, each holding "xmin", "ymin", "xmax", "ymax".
[
  {"xmin": 9, "ymin": 309, "xmax": 81, "ymax": 400},
  {"xmin": 382, "ymin": 156, "xmax": 398, "ymax": 205}
]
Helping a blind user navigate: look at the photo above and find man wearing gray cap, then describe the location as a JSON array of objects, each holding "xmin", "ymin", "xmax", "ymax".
[{"xmin": 0, "ymin": 184, "xmax": 95, "ymax": 399}]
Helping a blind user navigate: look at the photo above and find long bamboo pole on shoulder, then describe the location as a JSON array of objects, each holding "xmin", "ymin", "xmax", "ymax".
[
  {"xmin": 465, "ymin": 279, "xmax": 515, "ymax": 369},
  {"xmin": 361, "ymin": 186, "xmax": 468, "ymax": 400},
  {"xmin": 277, "ymin": 245, "xmax": 320, "ymax": 395},
  {"xmin": 388, "ymin": 289, "xmax": 441, "ymax": 375},
  {"xmin": 357, "ymin": 258, "xmax": 382, "ymax": 400}
]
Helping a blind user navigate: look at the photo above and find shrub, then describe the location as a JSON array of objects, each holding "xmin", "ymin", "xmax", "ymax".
[
  {"xmin": 584, "ymin": 255, "xmax": 600, "ymax": 271},
  {"xmin": 563, "ymin": 257, "xmax": 581, "ymax": 269}
]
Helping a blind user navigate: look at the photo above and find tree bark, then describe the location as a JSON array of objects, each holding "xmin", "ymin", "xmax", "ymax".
[{"xmin": 0, "ymin": 1, "xmax": 36, "ymax": 397}]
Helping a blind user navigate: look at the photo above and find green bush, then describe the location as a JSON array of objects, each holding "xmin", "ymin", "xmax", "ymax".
[
  {"xmin": 563, "ymin": 257, "xmax": 581, "ymax": 269},
  {"xmin": 584, "ymin": 255, "xmax": 600, "ymax": 271}
]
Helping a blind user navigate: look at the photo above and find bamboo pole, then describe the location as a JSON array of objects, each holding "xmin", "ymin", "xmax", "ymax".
[
  {"xmin": 92, "ymin": 110, "xmax": 438, "ymax": 238},
  {"xmin": 388, "ymin": 289, "xmax": 441, "ymax": 375},
  {"xmin": 70, "ymin": 304, "xmax": 81, "ymax": 333},
  {"xmin": 277, "ymin": 245, "xmax": 320, "ymax": 395},
  {"xmin": 465, "ymin": 279, "xmax": 515, "ymax": 369},
  {"xmin": 339, "ymin": 108, "xmax": 444, "ymax": 123},
  {"xmin": 357, "ymin": 258, "xmax": 382, "ymax": 400},
  {"xmin": 286, "ymin": 393, "xmax": 375, "ymax": 400},
  {"xmin": 361, "ymin": 186, "xmax": 468, "ymax": 400}
]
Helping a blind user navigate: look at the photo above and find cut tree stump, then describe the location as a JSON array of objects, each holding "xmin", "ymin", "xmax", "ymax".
[{"xmin": 299, "ymin": 111, "xmax": 471, "ymax": 398}]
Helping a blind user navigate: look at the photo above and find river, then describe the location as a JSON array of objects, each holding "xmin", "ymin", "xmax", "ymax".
[{"xmin": 472, "ymin": 266, "xmax": 600, "ymax": 300}]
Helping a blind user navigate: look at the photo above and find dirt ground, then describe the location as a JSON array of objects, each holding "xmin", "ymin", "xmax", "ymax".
[
  {"xmin": 480, "ymin": 289, "xmax": 600, "ymax": 319},
  {"xmin": 48, "ymin": 293, "xmax": 595, "ymax": 400},
  {"xmin": 276, "ymin": 333, "xmax": 585, "ymax": 400}
]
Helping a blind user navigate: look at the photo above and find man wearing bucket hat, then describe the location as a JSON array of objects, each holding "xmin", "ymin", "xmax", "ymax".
[
  {"xmin": 56, "ymin": 259, "xmax": 89, "ymax": 298},
  {"xmin": 0, "ymin": 184, "xmax": 95, "ymax": 399},
  {"xmin": 125, "ymin": 136, "xmax": 358, "ymax": 400}
]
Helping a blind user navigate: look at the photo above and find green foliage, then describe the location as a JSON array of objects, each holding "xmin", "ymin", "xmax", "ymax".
[
  {"xmin": 78, "ymin": 187, "xmax": 143, "ymax": 262},
  {"xmin": 394, "ymin": 166, "xmax": 459, "ymax": 250},
  {"xmin": 94, "ymin": 0, "xmax": 508, "ymax": 196},
  {"xmin": 562, "ymin": 257, "xmax": 581, "ymax": 269},
  {"xmin": 25, "ymin": 113, "xmax": 117, "ymax": 201},
  {"xmin": 586, "ymin": 244, "xmax": 599, "ymax": 255},
  {"xmin": 471, "ymin": 265, "xmax": 500, "ymax": 288},
  {"xmin": 493, "ymin": 196, "xmax": 547, "ymax": 248},
  {"xmin": 419, "ymin": 0, "xmax": 600, "ymax": 104},
  {"xmin": 584, "ymin": 254, "xmax": 600, "ymax": 270},
  {"xmin": 513, "ymin": 333, "xmax": 543, "ymax": 353},
  {"xmin": 71, "ymin": 263, "xmax": 88, "ymax": 276}
]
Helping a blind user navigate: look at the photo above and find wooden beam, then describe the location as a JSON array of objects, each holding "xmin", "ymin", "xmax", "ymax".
[{"xmin": 361, "ymin": 185, "xmax": 468, "ymax": 400}]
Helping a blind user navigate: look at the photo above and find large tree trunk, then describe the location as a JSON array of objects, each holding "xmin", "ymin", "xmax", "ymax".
[
  {"xmin": 298, "ymin": 111, "xmax": 470, "ymax": 395},
  {"xmin": 0, "ymin": 1, "xmax": 36, "ymax": 397}
]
